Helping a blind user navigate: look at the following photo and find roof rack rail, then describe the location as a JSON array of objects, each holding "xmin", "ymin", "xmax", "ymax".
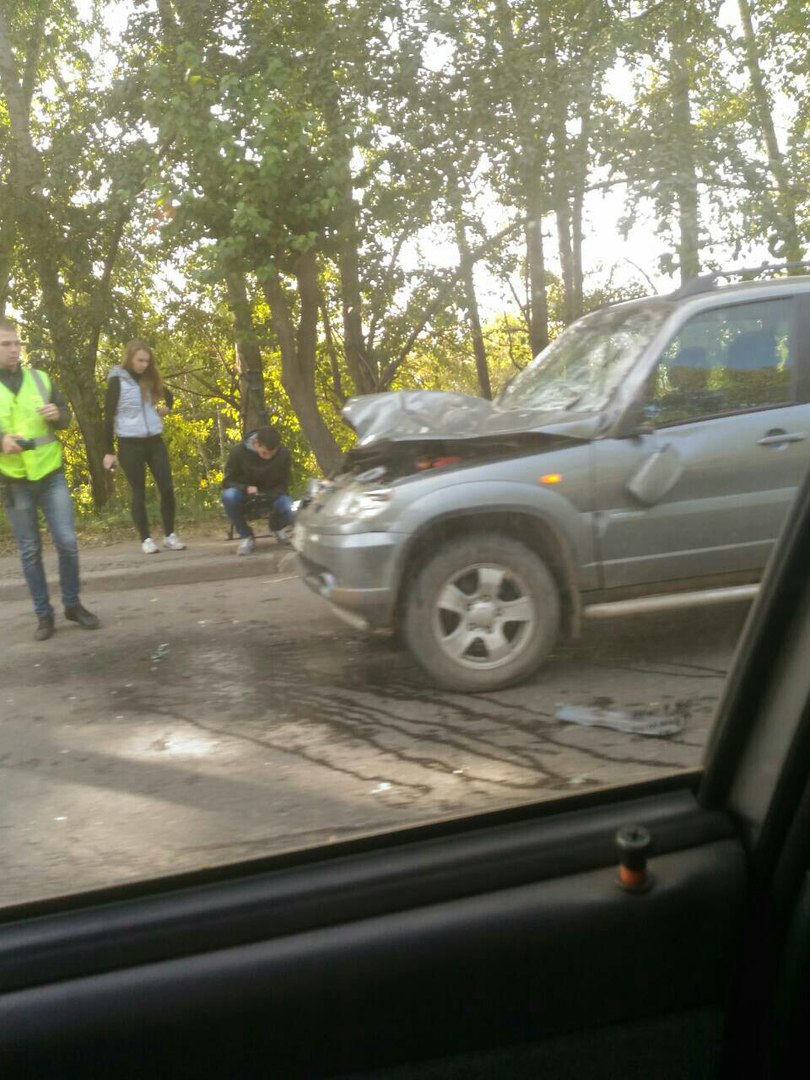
[{"xmin": 671, "ymin": 259, "xmax": 810, "ymax": 299}]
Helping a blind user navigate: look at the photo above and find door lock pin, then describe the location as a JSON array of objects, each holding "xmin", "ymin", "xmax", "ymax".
[{"xmin": 616, "ymin": 824, "xmax": 653, "ymax": 892}]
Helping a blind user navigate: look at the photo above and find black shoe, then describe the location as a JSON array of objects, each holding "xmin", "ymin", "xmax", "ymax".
[
  {"xmin": 35, "ymin": 615, "xmax": 55, "ymax": 641},
  {"xmin": 64, "ymin": 604, "xmax": 100, "ymax": 630}
]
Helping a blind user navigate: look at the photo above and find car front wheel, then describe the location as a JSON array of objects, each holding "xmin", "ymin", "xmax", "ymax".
[{"xmin": 403, "ymin": 535, "xmax": 561, "ymax": 692}]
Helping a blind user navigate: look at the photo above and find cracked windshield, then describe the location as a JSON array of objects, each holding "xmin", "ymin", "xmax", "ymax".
[{"xmin": 1, "ymin": 0, "xmax": 809, "ymax": 908}]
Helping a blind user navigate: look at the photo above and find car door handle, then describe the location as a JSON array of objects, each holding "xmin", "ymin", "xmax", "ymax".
[{"xmin": 757, "ymin": 431, "xmax": 806, "ymax": 446}]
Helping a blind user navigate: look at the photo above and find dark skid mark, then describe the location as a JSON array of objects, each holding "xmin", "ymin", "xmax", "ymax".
[
  {"xmin": 269, "ymin": 689, "xmax": 568, "ymax": 789},
  {"xmin": 115, "ymin": 698, "xmax": 434, "ymax": 797},
  {"xmin": 26, "ymin": 605, "xmax": 725, "ymax": 787},
  {"xmin": 109, "ymin": 629, "xmax": 572, "ymax": 788}
]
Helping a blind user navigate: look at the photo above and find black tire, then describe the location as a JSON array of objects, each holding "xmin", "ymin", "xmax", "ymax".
[{"xmin": 402, "ymin": 534, "xmax": 561, "ymax": 692}]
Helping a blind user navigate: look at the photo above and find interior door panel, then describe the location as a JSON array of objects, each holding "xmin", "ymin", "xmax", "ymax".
[{"xmin": 0, "ymin": 785, "xmax": 746, "ymax": 1078}]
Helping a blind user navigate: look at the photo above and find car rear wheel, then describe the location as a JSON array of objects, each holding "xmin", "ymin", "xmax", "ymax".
[{"xmin": 403, "ymin": 535, "xmax": 561, "ymax": 692}]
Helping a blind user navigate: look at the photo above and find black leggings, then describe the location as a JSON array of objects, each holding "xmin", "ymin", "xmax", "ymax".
[{"xmin": 117, "ymin": 436, "xmax": 176, "ymax": 541}]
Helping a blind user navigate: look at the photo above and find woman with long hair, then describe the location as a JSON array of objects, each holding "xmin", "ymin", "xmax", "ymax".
[{"xmin": 103, "ymin": 340, "xmax": 186, "ymax": 553}]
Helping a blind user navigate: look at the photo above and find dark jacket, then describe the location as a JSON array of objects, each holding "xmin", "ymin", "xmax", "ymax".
[{"xmin": 222, "ymin": 434, "xmax": 291, "ymax": 497}]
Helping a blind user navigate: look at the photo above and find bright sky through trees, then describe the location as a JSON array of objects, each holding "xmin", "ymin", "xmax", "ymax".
[{"xmin": 1, "ymin": 0, "xmax": 806, "ymax": 495}]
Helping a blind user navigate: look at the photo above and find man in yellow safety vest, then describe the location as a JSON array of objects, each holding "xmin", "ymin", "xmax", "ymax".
[{"xmin": 0, "ymin": 317, "xmax": 100, "ymax": 640}]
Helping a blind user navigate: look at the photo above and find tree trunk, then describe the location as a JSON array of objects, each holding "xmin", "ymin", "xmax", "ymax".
[
  {"xmin": 262, "ymin": 251, "xmax": 342, "ymax": 475},
  {"xmin": 669, "ymin": 37, "xmax": 700, "ymax": 285},
  {"xmin": 551, "ymin": 106, "xmax": 578, "ymax": 325},
  {"xmin": 0, "ymin": 216, "xmax": 14, "ymax": 312},
  {"xmin": 455, "ymin": 217, "xmax": 491, "ymax": 399},
  {"xmin": 554, "ymin": 184, "xmax": 576, "ymax": 325},
  {"xmin": 736, "ymin": 0, "xmax": 803, "ymax": 261},
  {"xmin": 320, "ymin": 293, "xmax": 346, "ymax": 404},
  {"xmin": 493, "ymin": 0, "xmax": 550, "ymax": 353},
  {"xmin": 0, "ymin": 6, "xmax": 109, "ymax": 507},
  {"xmin": 226, "ymin": 271, "xmax": 268, "ymax": 433},
  {"xmin": 524, "ymin": 195, "xmax": 549, "ymax": 357},
  {"xmin": 316, "ymin": 33, "xmax": 376, "ymax": 397},
  {"xmin": 570, "ymin": 190, "xmax": 584, "ymax": 316},
  {"xmin": 569, "ymin": 61, "xmax": 595, "ymax": 321},
  {"xmin": 216, "ymin": 404, "xmax": 227, "ymax": 468},
  {"xmin": 337, "ymin": 172, "xmax": 377, "ymax": 395},
  {"xmin": 537, "ymin": 3, "xmax": 579, "ymax": 326},
  {"xmin": 69, "ymin": 357, "xmax": 108, "ymax": 504}
]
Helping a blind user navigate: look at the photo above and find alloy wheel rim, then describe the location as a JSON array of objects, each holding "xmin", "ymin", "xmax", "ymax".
[{"xmin": 431, "ymin": 562, "xmax": 536, "ymax": 671}]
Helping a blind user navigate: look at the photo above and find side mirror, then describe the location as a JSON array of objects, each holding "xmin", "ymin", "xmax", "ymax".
[
  {"xmin": 626, "ymin": 443, "xmax": 683, "ymax": 506},
  {"xmin": 615, "ymin": 399, "xmax": 656, "ymax": 439}
]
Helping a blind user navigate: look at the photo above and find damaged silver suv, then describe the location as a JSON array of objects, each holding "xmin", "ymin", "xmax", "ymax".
[{"xmin": 294, "ymin": 264, "xmax": 810, "ymax": 691}]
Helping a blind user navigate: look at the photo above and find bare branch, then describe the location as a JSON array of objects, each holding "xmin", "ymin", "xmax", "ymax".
[{"xmin": 379, "ymin": 216, "xmax": 528, "ymax": 388}]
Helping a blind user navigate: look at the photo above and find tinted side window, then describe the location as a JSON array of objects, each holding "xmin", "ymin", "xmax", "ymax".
[{"xmin": 645, "ymin": 298, "xmax": 794, "ymax": 425}]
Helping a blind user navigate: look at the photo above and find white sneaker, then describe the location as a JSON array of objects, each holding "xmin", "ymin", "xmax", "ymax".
[
  {"xmin": 141, "ymin": 537, "xmax": 159, "ymax": 554},
  {"xmin": 275, "ymin": 525, "xmax": 293, "ymax": 544},
  {"xmin": 237, "ymin": 536, "xmax": 256, "ymax": 556},
  {"xmin": 163, "ymin": 533, "xmax": 186, "ymax": 551}
]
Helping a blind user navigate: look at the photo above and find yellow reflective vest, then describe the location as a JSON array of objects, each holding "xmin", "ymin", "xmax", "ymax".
[{"xmin": 0, "ymin": 368, "xmax": 63, "ymax": 481}]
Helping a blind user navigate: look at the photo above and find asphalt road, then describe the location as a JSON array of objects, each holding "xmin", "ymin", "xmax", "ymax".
[{"xmin": 0, "ymin": 566, "xmax": 750, "ymax": 908}]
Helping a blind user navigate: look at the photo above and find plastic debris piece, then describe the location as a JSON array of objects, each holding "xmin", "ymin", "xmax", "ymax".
[
  {"xmin": 371, "ymin": 782, "xmax": 392, "ymax": 794},
  {"xmin": 151, "ymin": 643, "xmax": 170, "ymax": 661},
  {"xmin": 555, "ymin": 704, "xmax": 685, "ymax": 738}
]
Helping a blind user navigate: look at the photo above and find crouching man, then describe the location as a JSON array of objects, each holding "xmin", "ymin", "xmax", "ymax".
[
  {"xmin": 221, "ymin": 425, "xmax": 294, "ymax": 555},
  {"xmin": 0, "ymin": 318, "xmax": 100, "ymax": 640}
]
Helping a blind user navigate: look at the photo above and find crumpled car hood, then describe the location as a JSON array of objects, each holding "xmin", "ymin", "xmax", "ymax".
[{"xmin": 342, "ymin": 390, "xmax": 602, "ymax": 443}]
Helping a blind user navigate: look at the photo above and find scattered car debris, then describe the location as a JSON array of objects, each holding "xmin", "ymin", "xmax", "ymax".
[{"xmin": 555, "ymin": 704, "xmax": 685, "ymax": 737}]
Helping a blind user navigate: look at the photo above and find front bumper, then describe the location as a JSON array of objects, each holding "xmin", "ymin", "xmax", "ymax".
[{"xmin": 294, "ymin": 524, "xmax": 399, "ymax": 630}]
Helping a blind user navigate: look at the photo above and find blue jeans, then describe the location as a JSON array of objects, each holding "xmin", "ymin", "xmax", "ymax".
[
  {"xmin": 222, "ymin": 487, "xmax": 294, "ymax": 539},
  {"xmin": 2, "ymin": 470, "xmax": 81, "ymax": 617}
]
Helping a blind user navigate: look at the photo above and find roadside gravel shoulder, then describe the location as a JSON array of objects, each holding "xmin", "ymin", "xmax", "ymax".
[{"xmin": 0, "ymin": 530, "xmax": 297, "ymax": 602}]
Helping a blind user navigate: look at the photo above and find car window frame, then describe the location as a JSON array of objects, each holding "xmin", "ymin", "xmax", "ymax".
[
  {"xmin": 640, "ymin": 294, "xmax": 802, "ymax": 430},
  {"xmin": 5, "ymin": 470, "xmax": 810, "ymax": 1077}
]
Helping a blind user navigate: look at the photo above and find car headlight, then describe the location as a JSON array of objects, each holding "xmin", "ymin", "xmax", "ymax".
[{"xmin": 330, "ymin": 486, "xmax": 393, "ymax": 521}]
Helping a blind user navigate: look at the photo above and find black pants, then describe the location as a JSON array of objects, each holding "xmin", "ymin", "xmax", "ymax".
[{"xmin": 117, "ymin": 436, "xmax": 176, "ymax": 541}]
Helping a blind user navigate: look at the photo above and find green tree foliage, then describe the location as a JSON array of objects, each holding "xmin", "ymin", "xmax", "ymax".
[
  {"xmin": 732, "ymin": 0, "xmax": 805, "ymax": 261},
  {"xmin": 610, "ymin": 0, "xmax": 807, "ymax": 277},
  {"xmin": 0, "ymin": 0, "xmax": 166, "ymax": 506},
  {"xmin": 1, "ymin": 0, "xmax": 809, "ymax": 519}
]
